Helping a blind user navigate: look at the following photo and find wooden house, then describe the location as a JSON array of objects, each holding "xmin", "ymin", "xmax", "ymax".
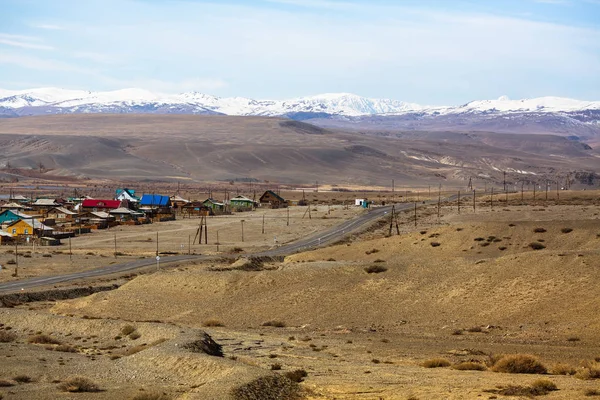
[
  {"xmin": 116, "ymin": 188, "xmax": 140, "ymax": 203},
  {"xmin": 170, "ymin": 195, "xmax": 190, "ymax": 211},
  {"xmin": 109, "ymin": 207, "xmax": 144, "ymax": 222},
  {"xmin": 230, "ymin": 195, "xmax": 256, "ymax": 211},
  {"xmin": 31, "ymin": 198, "xmax": 62, "ymax": 213},
  {"xmin": 0, "ymin": 210, "xmax": 40, "ymax": 227},
  {"xmin": 202, "ymin": 198, "xmax": 225, "ymax": 214},
  {"xmin": 181, "ymin": 201, "xmax": 211, "ymax": 217},
  {"xmin": 259, "ymin": 190, "xmax": 287, "ymax": 208},
  {"xmin": 81, "ymin": 199, "xmax": 122, "ymax": 213},
  {"xmin": 46, "ymin": 207, "xmax": 77, "ymax": 222},
  {"xmin": 0, "ymin": 230, "xmax": 14, "ymax": 244},
  {"xmin": 5, "ymin": 218, "xmax": 53, "ymax": 237}
]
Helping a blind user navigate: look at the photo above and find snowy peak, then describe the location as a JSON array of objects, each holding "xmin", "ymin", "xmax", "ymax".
[{"xmin": 0, "ymin": 88, "xmax": 598, "ymax": 117}]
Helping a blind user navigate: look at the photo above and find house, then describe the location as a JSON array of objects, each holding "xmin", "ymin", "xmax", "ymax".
[
  {"xmin": 109, "ymin": 207, "xmax": 144, "ymax": 222},
  {"xmin": 10, "ymin": 195, "xmax": 29, "ymax": 203},
  {"xmin": 0, "ymin": 202, "xmax": 25, "ymax": 211},
  {"xmin": 0, "ymin": 230, "xmax": 14, "ymax": 244},
  {"xmin": 5, "ymin": 219, "xmax": 53, "ymax": 237},
  {"xmin": 170, "ymin": 195, "xmax": 190, "ymax": 211},
  {"xmin": 181, "ymin": 201, "xmax": 212, "ymax": 217},
  {"xmin": 140, "ymin": 194, "xmax": 171, "ymax": 209},
  {"xmin": 116, "ymin": 188, "xmax": 140, "ymax": 203},
  {"xmin": 0, "ymin": 210, "xmax": 40, "ymax": 226},
  {"xmin": 81, "ymin": 199, "xmax": 122, "ymax": 213},
  {"xmin": 46, "ymin": 207, "xmax": 78, "ymax": 222},
  {"xmin": 31, "ymin": 198, "xmax": 62, "ymax": 212},
  {"xmin": 202, "ymin": 198, "xmax": 225, "ymax": 213},
  {"xmin": 230, "ymin": 195, "xmax": 256, "ymax": 211},
  {"xmin": 259, "ymin": 190, "xmax": 287, "ymax": 208}
]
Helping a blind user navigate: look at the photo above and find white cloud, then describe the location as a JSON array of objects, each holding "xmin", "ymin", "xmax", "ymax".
[
  {"xmin": 73, "ymin": 51, "xmax": 116, "ymax": 64},
  {"xmin": 0, "ymin": 33, "xmax": 53, "ymax": 50},
  {"xmin": 31, "ymin": 24, "xmax": 65, "ymax": 30},
  {"xmin": 99, "ymin": 77, "xmax": 229, "ymax": 93}
]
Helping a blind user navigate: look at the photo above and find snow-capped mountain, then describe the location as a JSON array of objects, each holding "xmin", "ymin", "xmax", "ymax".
[{"xmin": 0, "ymin": 88, "xmax": 599, "ymax": 121}]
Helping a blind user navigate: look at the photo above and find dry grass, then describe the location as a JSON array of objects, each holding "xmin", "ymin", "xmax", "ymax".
[
  {"xmin": 529, "ymin": 242, "xmax": 546, "ymax": 250},
  {"xmin": 0, "ymin": 331, "xmax": 16, "ymax": 343},
  {"xmin": 130, "ymin": 391, "xmax": 171, "ymax": 400},
  {"xmin": 58, "ymin": 376, "xmax": 100, "ymax": 392},
  {"xmin": 364, "ymin": 265, "xmax": 387, "ymax": 274},
  {"xmin": 533, "ymin": 227, "xmax": 547, "ymax": 233},
  {"xmin": 27, "ymin": 334, "xmax": 61, "ymax": 345},
  {"xmin": 491, "ymin": 354, "xmax": 547, "ymax": 374},
  {"xmin": 0, "ymin": 381, "xmax": 14, "ymax": 387},
  {"xmin": 262, "ymin": 320, "xmax": 286, "ymax": 328},
  {"xmin": 550, "ymin": 363, "xmax": 577, "ymax": 375},
  {"xmin": 129, "ymin": 332, "xmax": 142, "ymax": 340},
  {"xmin": 202, "ymin": 319, "xmax": 225, "ymax": 327},
  {"xmin": 422, "ymin": 358, "xmax": 451, "ymax": 368},
  {"xmin": 487, "ymin": 379, "xmax": 557, "ymax": 397},
  {"xmin": 561, "ymin": 227, "xmax": 573, "ymax": 233},
  {"xmin": 585, "ymin": 389, "xmax": 600, "ymax": 396},
  {"xmin": 284, "ymin": 369, "xmax": 308, "ymax": 383},
  {"xmin": 231, "ymin": 375, "xmax": 302, "ymax": 400},
  {"xmin": 55, "ymin": 344, "xmax": 78, "ymax": 353},
  {"xmin": 13, "ymin": 375, "xmax": 32, "ymax": 384},
  {"xmin": 452, "ymin": 362, "xmax": 486, "ymax": 371},
  {"xmin": 121, "ymin": 325, "xmax": 136, "ymax": 335},
  {"xmin": 576, "ymin": 362, "xmax": 600, "ymax": 380}
]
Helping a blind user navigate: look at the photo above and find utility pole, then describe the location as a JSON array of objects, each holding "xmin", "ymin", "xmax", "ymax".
[
  {"xmin": 389, "ymin": 205, "xmax": 395, "ymax": 236},
  {"xmin": 545, "ymin": 181, "xmax": 549, "ymax": 201},
  {"xmin": 241, "ymin": 220, "xmax": 245, "ymax": 242},
  {"xmin": 69, "ymin": 236, "xmax": 72, "ymax": 261},
  {"xmin": 491, "ymin": 187, "xmax": 494, "ymax": 211},
  {"xmin": 114, "ymin": 233, "xmax": 117, "ymax": 259},
  {"xmin": 473, "ymin": 189, "xmax": 476, "ymax": 212},
  {"xmin": 262, "ymin": 214, "xmax": 265, "ymax": 234},
  {"xmin": 437, "ymin": 184, "xmax": 441, "ymax": 220},
  {"xmin": 521, "ymin": 182, "xmax": 524, "ymax": 201},
  {"xmin": 414, "ymin": 202, "xmax": 417, "ymax": 227},
  {"xmin": 216, "ymin": 230, "xmax": 220, "ymax": 252},
  {"xmin": 14, "ymin": 240, "xmax": 18, "ymax": 277},
  {"xmin": 392, "ymin": 179, "xmax": 394, "ymax": 203},
  {"xmin": 287, "ymin": 207, "xmax": 289, "ymax": 226},
  {"xmin": 156, "ymin": 231, "xmax": 159, "ymax": 256},
  {"xmin": 457, "ymin": 190, "xmax": 461, "ymax": 214},
  {"xmin": 188, "ymin": 234, "xmax": 191, "ymax": 255},
  {"xmin": 503, "ymin": 171, "xmax": 506, "ymax": 192}
]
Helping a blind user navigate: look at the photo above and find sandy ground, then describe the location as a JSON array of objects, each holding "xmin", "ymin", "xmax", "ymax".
[{"xmin": 3, "ymin": 192, "xmax": 600, "ymax": 399}]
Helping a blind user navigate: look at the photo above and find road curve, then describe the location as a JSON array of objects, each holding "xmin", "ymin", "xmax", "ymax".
[{"xmin": 0, "ymin": 199, "xmax": 442, "ymax": 294}]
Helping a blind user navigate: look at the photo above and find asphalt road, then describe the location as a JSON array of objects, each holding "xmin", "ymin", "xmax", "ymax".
[{"xmin": 0, "ymin": 199, "xmax": 444, "ymax": 294}]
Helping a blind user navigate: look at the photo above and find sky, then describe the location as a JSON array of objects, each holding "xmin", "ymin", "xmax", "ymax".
[{"xmin": 0, "ymin": 0, "xmax": 599, "ymax": 105}]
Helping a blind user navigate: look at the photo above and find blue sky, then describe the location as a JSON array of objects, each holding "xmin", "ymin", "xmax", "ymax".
[{"xmin": 0, "ymin": 0, "xmax": 599, "ymax": 104}]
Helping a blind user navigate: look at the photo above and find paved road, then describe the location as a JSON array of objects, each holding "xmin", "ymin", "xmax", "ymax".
[{"xmin": 0, "ymin": 199, "xmax": 448, "ymax": 294}]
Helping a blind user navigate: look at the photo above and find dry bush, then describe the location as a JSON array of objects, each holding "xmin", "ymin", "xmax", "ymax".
[
  {"xmin": 491, "ymin": 354, "xmax": 547, "ymax": 374},
  {"xmin": 576, "ymin": 362, "xmax": 600, "ymax": 380},
  {"xmin": 551, "ymin": 363, "xmax": 576, "ymax": 375},
  {"xmin": 27, "ymin": 334, "xmax": 61, "ymax": 345},
  {"xmin": 130, "ymin": 391, "xmax": 170, "ymax": 400},
  {"xmin": 430, "ymin": 242, "xmax": 441, "ymax": 247},
  {"xmin": 58, "ymin": 376, "xmax": 100, "ymax": 392},
  {"xmin": 452, "ymin": 362, "xmax": 486, "ymax": 371},
  {"xmin": 203, "ymin": 319, "xmax": 225, "ymax": 327},
  {"xmin": 121, "ymin": 325, "xmax": 136, "ymax": 335},
  {"xmin": 561, "ymin": 227, "xmax": 573, "ymax": 233},
  {"xmin": 365, "ymin": 248, "xmax": 380, "ymax": 255},
  {"xmin": 586, "ymin": 389, "xmax": 600, "ymax": 396},
  {"xmin": 422, "ymin": 358, "xmax": 451, "ymax": 368},
  {"xmin": 0, "ymin": 380, "xmax": 14, "ymax": 387},
  {"xmin": 467, "ymin": 326, "xmax": 483, "ymax": 333},
  {"xmin": 529, "ymin": 242, "xmax": 546, "ymax": 250},
  {"xmin": 55, "ymin": 344, "xmax": 78, "ymax": 353},
  {"xmin": 488, "ymin": 379, "xmax": 557, "ymax": 397},
  {"xmin": 533, "ymin": 227, "xmax": 547, "ymax": 233},
  {"xmin": 13, "ymin": 375, "xmax": 32, "ymax": 384},
  {"xmin": 231, "ymin": 375, "xmax": 302, "ymax": 400},
  {"xmin": 262, "ymin": 320, "xmax": 286, "ymax": 328},
  {"xmin": 271, "ymin": 363, "xmax": 282, "ymax": 370},
  {"xmin": 284, "ymin": 369, "xmax": 308, "ymax": 383},
  {"xmin": 129, "ymin": 332, "xmax": 142, "ymax": 340},
  {"xmin": 0, "ymin": 331, "xmax": 16, "ymax": 343},
  {"xmin": 364, "ymin": 265, "xmax": 387, "ymax": 274},
  {"xmin": 183, "ymin": 332, "xmax": 223, "ymax": 357}
]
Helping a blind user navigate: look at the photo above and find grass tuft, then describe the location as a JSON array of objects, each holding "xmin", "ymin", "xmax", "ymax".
[
  {"xmin": 231, "ymin": 375, "xmax": 302, "ymax": 400},
  {"xmin": 491, "ymin": 354, "xmax": 547, "ymax": 374},
  {"xmin": 58, "ymin": 376, "xmax": 100, "ymax": 393},
  {"xmin": 203, "ymin": 319, "xmax": 225, "ymax": 327},
  {"xmin": 27, "ymin": 334, "xmax": 61, "ymax": 345},
  {"xmin": 422, "ymin": 358, "xmax": 451, "ymax": 368},
  {"xmin": 452, "ymin": 362, "xmax": 486, "ymax": 371},
  {"xmin": 364, "ymin": 265, "xmax": 387, "ymax": 274},
  {"xmin": 262, "ymin": 320, "xmax": 286, "ymax": 328}
]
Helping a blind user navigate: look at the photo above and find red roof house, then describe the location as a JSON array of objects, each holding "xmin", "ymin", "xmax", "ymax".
[{"xmin": 81, "ymin": 199, "xmax": 122, "ymax": 212}]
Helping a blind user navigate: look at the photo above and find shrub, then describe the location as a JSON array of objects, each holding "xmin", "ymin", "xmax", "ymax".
[
  {"xmin": 364, "ymin": 265, "xmax": 387, "ymax": 274},
  {"xmin": 0, "ymin": 331, "xmax": 16, "ymax": 343},
  {"xmin": 490, "ymin": 379, "xmax": 557, "ymax": 396},
  {"xmin": 452, "ymin": 362, "xmax": 486, "ymax": 371},
  {"xmin": 491, "ymin": 354, "xmax": 547, "ymax": 374},
  {"xmin": 561, "ymin": 227, "xmax": 573, "ymax": 233},
  {"xmin": 365, "ymin": 248, "xmax": 380, "ymax": 255},
  {"xmin": 6, "ymin": 260, "xmax": 15, "ymax": 265},
  {"xmin": 430, "ymin": 242, "xmax": 441, "ymax": 247},
  {"xmin": 129, "ymin": 332, "xmax": 142, "ymax": 340},
  {"xmin": 58, "ymin": 376, "xmax": 100, "ymax": 392},
  {"xmin": 130, "ymin": 393, "xmax": 171, "ymax": 400},
  {"xmin": 183, "ymin": 332, "xmax": 223, "ymax": 357},
  {"xmin": 231, "ymin": 375, "xmax": 301, "ymax": 400},
  {"xmin": 467, "ymin": 326, "xmax": 483, "ymax": 333},
  {"xmin": 0, "ymin": 380, "xmax": 14, "ymax": 387},
  {"xmin": 27, "ymin": 334, "xmax": 61, "ymax": 345},
  {"xmin": 55, "ymin": 344, "xmax": 78, "ymax": 353},
  {"xmin": 373, "ymin": 259, "xmax": 385, "ymax": 263},
  {"xmin": 530, "ymin": 378, "xmax": 558, "ymax": 393},
  {"xmin": 498, "ymin": 246, "xmax": 507, "ymax": 251},
  {"xmin": 271, "ymin": 363, "xmax": 282, "ymax": 370},
  {"xmin": 529, "ymin": 242, "xmax": 546, "ymax": 250},
  {"xmin": 473, "ymin": 237, "xmax": 485, "ymax": 241},
  {"xmin": 452, "ymin": 329, "xmax": 463, "ymax": 336},
  {"xmin": 575, "ymin": 362, "xmax": 600, "ymax": 380},
  {"xmin": 586, "ymin": 389, "xmax": 600, "ymax": 396},
  {"xmin": 121, "ymin": 325, "xmax": 136, "ymax": 336},
  {"xmin": 13, "ymin": 375, "xmax": 32, "ymax": 384},
  {"xmin": 203, "ymin": 319, "xmax": 225, "ymax": 327},
  {"xmin": 42, "ymin": 254, "xmax": 52, "ymax": 258},
  {"xmin": 284, "ymin": 369, "xmax": 308, "ymax": 383},
  {"xmin": 533, "ymin": 228, "xmax": 547, "ymax": 233},
  {"xmin": 231, "ymin": 247, "xmax": 244, "ymax": 253},
  {"xmin": 551, "ymin": 363, "xmax": 576, "ymax": 375},
  {"xmin": 422, "ymin": 358, "xmax": 451, "ymax": 368},
  {"xmin": 262, "ymin": 320, "xmax": 286, "ymax": 328}
]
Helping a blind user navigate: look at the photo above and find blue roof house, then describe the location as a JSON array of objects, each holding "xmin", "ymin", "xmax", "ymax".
[{"xmin": 140, "ymin": 195, "xmax": 171, "ymax": 208}]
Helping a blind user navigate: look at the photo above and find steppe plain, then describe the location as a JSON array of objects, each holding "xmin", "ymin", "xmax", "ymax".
[{"xmin": 1, "ymin": 114, "xmax": 600, "ymax": 399}]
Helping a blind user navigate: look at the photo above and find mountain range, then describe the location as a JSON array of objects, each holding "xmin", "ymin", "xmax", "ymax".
[{"xmin": 1, "ymin": 88, "xmax": 600, "ymax": 144}]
